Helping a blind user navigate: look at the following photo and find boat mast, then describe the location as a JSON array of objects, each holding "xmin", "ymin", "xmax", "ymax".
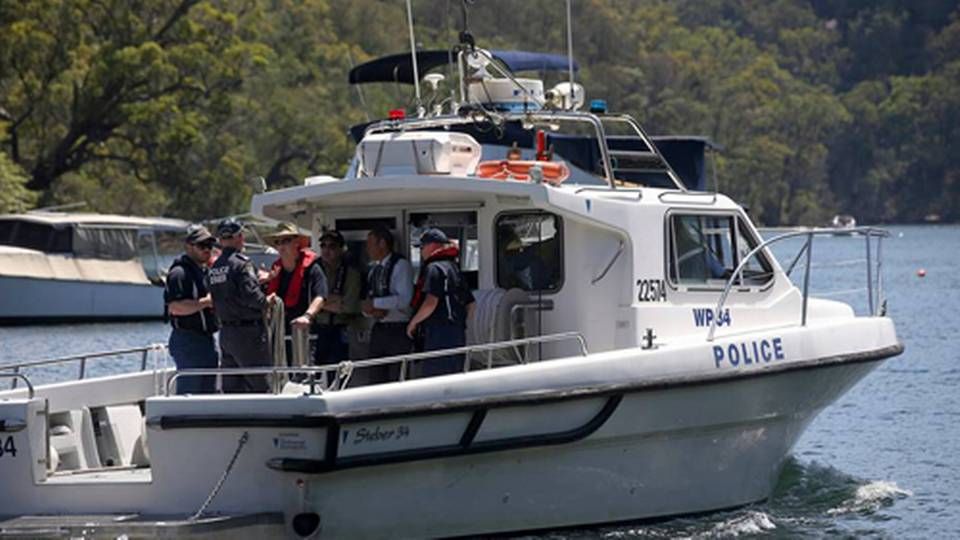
[
  {"xmin": 405, "ymin": 0, "xmax": 425, "ymax": 118},
  {"xmin": 566, "ymin": 0, "xmax": 575, "ymax": 109}
]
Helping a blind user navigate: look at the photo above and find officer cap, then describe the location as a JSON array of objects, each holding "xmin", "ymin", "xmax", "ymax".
[
  {"xmin": 185, "ymin": 224, "xmax": 215, "ymax": 245},
  {"xmin": 415, "ymin": 228, "xmax": 449, "ymax": 247},
  {"xmin": 216, "ymin": 218, "xmax": 244, "ymax": 237}
]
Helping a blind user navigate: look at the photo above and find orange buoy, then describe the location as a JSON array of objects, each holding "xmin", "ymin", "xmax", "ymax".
[
  {"xmin": 917, "ymin": 268, "xmax": 927, "ymax": 277},
  {"xmin": 475, "ymin": 160, "xmax": 570, "ymax": 185}
]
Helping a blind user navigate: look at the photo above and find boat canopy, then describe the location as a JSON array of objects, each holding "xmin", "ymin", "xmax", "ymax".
[
  {"xmin": 348, "ymin": 49, "xmax": 579, "ymax": 85},
  {"xmin": 347, "ymin": 120, "xmax": 718, "ymax": 190}
]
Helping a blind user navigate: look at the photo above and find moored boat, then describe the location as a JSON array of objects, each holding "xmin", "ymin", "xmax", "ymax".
[{"xmin": 0, "ymin": 212, "xmax": 189, "ymax": 323}]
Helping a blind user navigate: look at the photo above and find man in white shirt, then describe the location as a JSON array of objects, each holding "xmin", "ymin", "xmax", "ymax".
[{"xmin": 361, "ymin": 226, "xmax": 413, "ymax": 383}]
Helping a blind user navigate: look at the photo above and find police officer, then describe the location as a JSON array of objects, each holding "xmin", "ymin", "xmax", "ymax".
[
  {"xmin": 164, "ymin": 225, "xmax": 219, "ymax": 394},
  {"xmin": 208, "ymin": 218, "xmax": 275, "ymax": 393},
  {"xmin": 407, "ymin": 228, "xmax": 476, "ymax": 377},
  {"xmin": 361, "ymin": 226, "xmax": 413, "ymax": 383}
]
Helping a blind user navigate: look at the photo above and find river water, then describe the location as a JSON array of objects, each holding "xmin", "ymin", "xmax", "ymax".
[{"xmin": 0, "ymin": 224, "xmax": 956, "ymax": 538}]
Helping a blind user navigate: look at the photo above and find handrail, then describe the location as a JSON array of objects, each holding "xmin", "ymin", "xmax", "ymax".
[
  {"xmin": 0, "ymin": 343, "xmax": 167, "ymax": 390},
  {"xmin": 591, "ymin": 240, "xmax": 625, "ymax": 285},
  {"xmin": 0, "ymin": 373, "xmax": 34, "ymax": 398},
  {"xmin": 166, "ymin": 332, "xmax": 589, "ymax": 396},
  {"xmin": 706, "ymin": 227, "xmax": 890, "ymax": 342}
]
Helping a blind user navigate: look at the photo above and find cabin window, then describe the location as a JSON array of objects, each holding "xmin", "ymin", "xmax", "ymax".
[
  {"xmin": 667, "ymin": 213, "xmax": 772, "ymax": 287},
  {"xmin": 496, "ymin": 212, "xmax": 563, "ymax": 292},
  {"xmin": 0, "ymin": 221, "xmax": 74, "ymax": 253}
]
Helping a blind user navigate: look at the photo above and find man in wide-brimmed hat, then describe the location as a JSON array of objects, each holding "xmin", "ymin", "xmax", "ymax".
[{"xmin": 264, "ymin": 222, "xmax": 327, "ymax": 363}]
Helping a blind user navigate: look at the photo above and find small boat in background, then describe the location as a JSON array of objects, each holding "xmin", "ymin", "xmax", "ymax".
[
  {"xmin": 830, "ymin": 214, "xmax": 857, "ymax": 235},
  {"xmin": 0, "ymin": 212, "xmax": 189, "ymax": 324}
]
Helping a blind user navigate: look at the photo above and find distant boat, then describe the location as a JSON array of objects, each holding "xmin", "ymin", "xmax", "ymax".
[
  {"xmin": 0, "ymin": 212, "xmax": 189, "ymax": 324},
  {"xmin": 830, "ymin": 214, "xmax": 857, "ymax": 235}
]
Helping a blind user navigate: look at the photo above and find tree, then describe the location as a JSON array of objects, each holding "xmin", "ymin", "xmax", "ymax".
[{"xmin": 0, "ymin": 148, "xmax": 37, "ymax": 213}]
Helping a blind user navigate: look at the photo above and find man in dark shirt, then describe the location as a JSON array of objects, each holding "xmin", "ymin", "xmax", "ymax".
[
  {"xmin": 209, "ymin": 218, "xmax": 276, "ymax": 393},
  {"xmin": 407, "ymin": 228, "xmax": 476, "ymax": 378},
  {"xmin": 264, "ymin": 222, "xmax": 327, "ymax": 366},
  {"xmin": 164, "ymin": 225, "xmax": 219, "ymax": 394}
]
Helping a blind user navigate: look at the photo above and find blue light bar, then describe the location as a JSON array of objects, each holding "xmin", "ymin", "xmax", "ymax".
[{"xmin": 589, "ymin": 99, "xmax": 608, "ymax": 113}]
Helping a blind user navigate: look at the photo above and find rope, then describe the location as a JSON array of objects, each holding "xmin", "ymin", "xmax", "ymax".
[{"xmin": 191, "ymin": 431, "xmax": 250, "ymax": 520}]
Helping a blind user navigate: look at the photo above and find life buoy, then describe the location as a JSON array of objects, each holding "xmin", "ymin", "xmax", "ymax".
[{"xmin": 475, "ymin": 160, "xmax": 570, "ymax": 185}]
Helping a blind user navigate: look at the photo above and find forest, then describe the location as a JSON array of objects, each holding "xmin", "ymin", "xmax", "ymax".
[{"xmin": 1, "ymin": 0, "xmax": 958, "ymax": 226}]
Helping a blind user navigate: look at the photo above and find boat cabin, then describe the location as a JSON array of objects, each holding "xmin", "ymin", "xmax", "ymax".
[{"xmin": 253, "ymin": 110, "xmax": 805, "ymax": 361}]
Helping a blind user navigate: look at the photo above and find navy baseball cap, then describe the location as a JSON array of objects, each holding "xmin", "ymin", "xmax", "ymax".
[
  {"xmin": 415, "ymin": 228, "xmax": 449, "ymax": 247},
  {"xmin": 216, "ymin": 218, "xmax": 243, "ymax": 237}
]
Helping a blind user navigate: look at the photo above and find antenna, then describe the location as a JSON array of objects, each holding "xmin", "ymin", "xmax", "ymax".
[
  {"xmin": 566, "ymin": 0, "xmax": 576, "ymax": 110},
  {"xmin": 405, "ymin": 0, "xmax": 424, "ymax": 118}
]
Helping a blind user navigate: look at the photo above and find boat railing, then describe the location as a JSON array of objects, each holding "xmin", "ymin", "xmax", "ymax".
[
  {"xmin": 165, "ymin": 331, "xmax": 589, "ymax": 396},
  {"xmin": 707, "ymin": 227, "xmax": 890, "ymax": 342},
  {"xmin": 0, "ymin": 344, "xmax": 168, "ymax": 390},
  {"xmin": 0, "ymin": 373, "xmax": 34, "ymax": 398}
]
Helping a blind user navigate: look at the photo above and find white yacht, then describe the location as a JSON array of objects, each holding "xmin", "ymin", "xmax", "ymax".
[
  {"xmin": 0, "ymin": 43, "xmax": 901, "ymax": 538},
  {"xmin": 0, "ymin": 212, "xmax": 189, "ymax": 323}
]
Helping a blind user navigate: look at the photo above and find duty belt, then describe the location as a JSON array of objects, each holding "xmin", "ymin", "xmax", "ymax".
[{"xmin": 220, "ymin": 319, "xmax": 263, "ymax": 327}]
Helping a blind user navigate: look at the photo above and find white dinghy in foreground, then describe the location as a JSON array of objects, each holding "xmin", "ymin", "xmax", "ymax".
[{"xmin": 0, "ymin": 41, "xmax": 900, "ymax": 539}]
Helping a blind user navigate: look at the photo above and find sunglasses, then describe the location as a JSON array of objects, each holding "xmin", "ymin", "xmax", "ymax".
[
  {"xmin": 218, "ymin": 234, "xmax": 234, "ymax": 241},
  {"xmin": 193, "ymin": 242, "xmax": 215, "ymax": 250},
  {"xmin": 320, "ymin": 242, "xmax": 341, "ymax": 249},
  {"xmin": 273, "ymin": 237, "xmax": 297, "ymax": 246}
]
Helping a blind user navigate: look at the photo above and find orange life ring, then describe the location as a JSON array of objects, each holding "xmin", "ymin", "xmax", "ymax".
[{"xmin": 475, "ymin": 160, "xmax": 570, "ymax": 185}]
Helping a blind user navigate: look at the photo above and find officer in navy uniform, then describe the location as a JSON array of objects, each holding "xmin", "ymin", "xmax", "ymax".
[
  {"xmin": 361, "ymin": 225, "xmax": 413, "ymax": 383},
  {"xmin": 164, "ymin": 225, "xmax": 219, "ymax": 394},
  {"xmin": 208, "ymin": 218, "xmax": 275, "ymax": 393},
  {"xmin": 407, "ymin": 228, "xmax": 476, "ymax": 377}
]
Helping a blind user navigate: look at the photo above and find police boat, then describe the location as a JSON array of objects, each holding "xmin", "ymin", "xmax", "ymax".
[{"xmin": 0, "ymin": 39, "xmax": 902, "ymax": 540}]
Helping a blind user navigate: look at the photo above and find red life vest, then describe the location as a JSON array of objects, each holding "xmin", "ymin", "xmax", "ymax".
[
  {"xmin": 267, "ymin": 249, "xmax": 318, "ymax": 309},
  {"xmin": 411, "ymin": 245, "xmax": 460, "ymax": 310}
]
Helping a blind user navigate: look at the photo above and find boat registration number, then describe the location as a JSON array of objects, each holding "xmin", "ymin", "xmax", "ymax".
[
  {"xmin": 636, "ymin": 279, "xmax": 667, "ymax": 302},
  {"xmin": 0, "ymin": 436, "xmax": 16, "ymax": 458}
]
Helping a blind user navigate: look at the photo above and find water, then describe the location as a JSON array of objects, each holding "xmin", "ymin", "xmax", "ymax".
[{"xmin": 0, "ymin": 224, "xmax": 956, "ymax": 538}]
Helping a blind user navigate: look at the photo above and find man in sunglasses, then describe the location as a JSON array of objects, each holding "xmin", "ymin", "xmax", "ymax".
[
  {"xmin": 209, "ymin": 218, "xmax": 275, "ymax": 393},
  {"xmin": 164, "ymin": 224, "xmax": 219, "ymax": 394},
  {"xmin": 313, "ymin": 230, "xmax": 363, "ymax": 366}
]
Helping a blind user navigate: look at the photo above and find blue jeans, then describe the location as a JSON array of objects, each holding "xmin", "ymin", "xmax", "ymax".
[
  {"xmin": 169, "ymin": 328, "xmax": 219, "ymax": 395},
  {"xmin": 419, "ymin": 323, "xmax": 466, "ymax": 378}
]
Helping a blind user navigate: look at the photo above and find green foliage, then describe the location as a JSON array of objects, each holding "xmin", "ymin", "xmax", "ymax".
[
  {"xmin": 0, "ymin": 149, "xmax": 38, "ymax": 213},
  {"xmin": 0, "ymin": 0, "xmax": 957, "ymax": 224}
]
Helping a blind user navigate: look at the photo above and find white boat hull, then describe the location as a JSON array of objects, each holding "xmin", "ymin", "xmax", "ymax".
[
  {"xmin": 0, "ymin": 317, "xmax": 901, "ymax": 538},
  {"xmin": 0, "ymin": 275, "xmax": 164, "ymax": 323}
]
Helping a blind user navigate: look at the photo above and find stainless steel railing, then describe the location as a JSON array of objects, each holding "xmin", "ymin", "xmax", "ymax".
[
  {"xmin": 165, "ymin": 332, "xmax": 589, "ymax": 396},
  {"xmin": 0, "ymin": 344, "xmax": 168, "ymax": 390},
  {"xmin": 0, "ymin": 373, "xmax": 34, "ymax": 398},
  {"xmin": 707, "ymin": 227, "xmax": 890, "ymax": 342}
]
